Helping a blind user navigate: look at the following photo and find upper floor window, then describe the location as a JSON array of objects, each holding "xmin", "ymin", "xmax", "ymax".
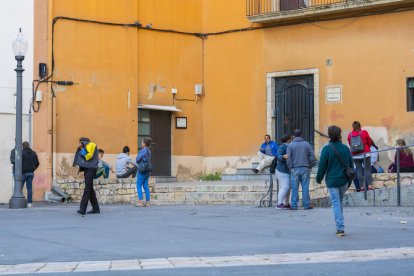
[{"xmin": 407, "ymin": 77, "xmax": 414, "ymax": 112}]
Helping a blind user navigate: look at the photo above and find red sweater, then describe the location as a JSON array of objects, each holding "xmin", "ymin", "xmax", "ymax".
[
  {"xmin": 347, "ymin": 130, "xmax": 372, "ymax": 156},
  {"xmin": 395, "ymin": 151, "xmax": 414, "ymax": 168}
]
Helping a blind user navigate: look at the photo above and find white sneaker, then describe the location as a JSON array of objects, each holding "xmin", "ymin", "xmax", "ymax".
[{"xmin": 28, "ymin": 203, "xmax": 33, "ymax": 208}]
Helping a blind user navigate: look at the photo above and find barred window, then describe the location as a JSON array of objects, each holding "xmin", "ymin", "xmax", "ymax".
[{"xmin": 407, "ymin": 78, "xmax": 414, "ymax": 112}]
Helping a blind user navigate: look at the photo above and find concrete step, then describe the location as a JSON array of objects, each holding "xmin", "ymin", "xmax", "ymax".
[
  {"xmin": 235, "ymin": 168, "xmax": 270, "ymax": 175},
  {"xmin": 55, "ymin": 173, "xmax": 414, "ymax": 206},
  {"xmin": 222, "ymin": 174, "xmax": 271, "ymax": 181},
  {"xmin": 152, "ymin": 176, "xmax": 177, "ymax": 183},
  {"xmin": 151, "ymin": 181, "xmax": 271, "ymax": 206}
]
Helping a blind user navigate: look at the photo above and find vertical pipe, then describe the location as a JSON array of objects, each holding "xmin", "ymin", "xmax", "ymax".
[{"xmin": 396, "ymin": 148, "xmax": 401, "ymax": 206}]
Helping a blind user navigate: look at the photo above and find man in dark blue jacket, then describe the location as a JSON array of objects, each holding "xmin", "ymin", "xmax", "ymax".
[{"xmin": 252, "ymin": 134, "xmax": 278, "ymax": 173}]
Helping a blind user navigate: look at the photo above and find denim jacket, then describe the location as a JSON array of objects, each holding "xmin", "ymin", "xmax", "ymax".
[{"xmin": 276, "ymin": 143, "xmax": 290, "ymax": 174}]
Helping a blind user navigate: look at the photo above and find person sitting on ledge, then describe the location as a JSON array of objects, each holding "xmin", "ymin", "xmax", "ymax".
[
  {"xmin": 388, "ymin": 139, "xmax": 414, "ymax": 173},
  {"xmin": 115, "ymin": 146, "xmax": 138, "ymax": 178},
  {"xmin": 252, "ymin": 134, "xmax": 278, "ymax": 174}
]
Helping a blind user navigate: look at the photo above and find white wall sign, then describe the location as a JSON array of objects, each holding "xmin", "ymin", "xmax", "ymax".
[{"xmin": 326, "ymin": 86, "xmax": 342, "ymax": 103}]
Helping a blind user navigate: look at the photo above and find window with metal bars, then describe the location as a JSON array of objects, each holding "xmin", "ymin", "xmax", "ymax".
[
  {"xmin": 138, "ymin": 109, "xmax": 151, "ymax": 150},
  {"xmin": 407, "ymin": 78, "xmax": 414, "ymax": 112}
]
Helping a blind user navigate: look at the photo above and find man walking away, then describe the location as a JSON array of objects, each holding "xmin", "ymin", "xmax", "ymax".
[
  {"xmin": 317, "ymin": 126, "xmax": 353, "ymax": 237},
  {"xmin": 73, "ymin": 137, "xmax": 100, "ymax": 215},
  {"xmin": 286, "ymin": 129, "xmax": 315, "ymax": 210},
  {"xmin": 10, "ymin": 142, "xmax": 40, "ymax": 207},
  {"xmin": 115, "ymin": 146, "xmax": 138, "ymax": 178},
  {"xmin": 252, "ymin": 134, "xmax": 278, "ymax": 173}
]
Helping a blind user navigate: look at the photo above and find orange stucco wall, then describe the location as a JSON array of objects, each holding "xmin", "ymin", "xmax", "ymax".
[{"xmin": 33, "ymin": 0, "xmax": 414, "ymax": 200}]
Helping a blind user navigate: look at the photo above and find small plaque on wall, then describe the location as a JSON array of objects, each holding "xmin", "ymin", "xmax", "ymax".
[
  {"xmin": 176, "ymin": 117, "xmax": 187, "ymax": 129},
  {"xmin": 326, "ymin": 86, "xmax": 342, "ymax": 103}
]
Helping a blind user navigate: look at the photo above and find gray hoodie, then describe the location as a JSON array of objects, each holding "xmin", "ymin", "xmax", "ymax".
[
  {"xmin": 286, "ymin": 137, "xmax": 315, "ymax": 170},
  {"xmin": 115, "ymin": 153, "xmax": 137, "ymax": 176}
]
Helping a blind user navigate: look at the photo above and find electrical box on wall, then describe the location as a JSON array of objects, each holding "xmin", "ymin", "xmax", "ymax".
[
  {"xmin": 35, "ymin": 90, "xmax": 43, "ymax": 102},
  {"xmin": 195, "ymin": 84, "xmax": 203, "ymax": 95},
  {"xmin": 39, "ymin": 63, "xmax": 47, "ymax": 79}
]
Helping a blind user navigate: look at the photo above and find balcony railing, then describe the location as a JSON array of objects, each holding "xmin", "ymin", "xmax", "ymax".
[
  {"xmin": 247, "ymin": 0, "xmax": 380, "ymax": 16},
  {"xmin": 246, "ymin": 0, "xmax": 414, "ymax": 22}
]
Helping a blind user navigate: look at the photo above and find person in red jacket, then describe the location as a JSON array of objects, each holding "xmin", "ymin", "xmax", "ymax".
[{"xmin": 347, "ymin": 121, "xmax": 374, "ymax": 191}]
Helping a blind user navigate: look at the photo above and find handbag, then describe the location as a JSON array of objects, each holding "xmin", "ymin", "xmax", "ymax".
[{"xmin": 329, "ymin": 144, "xmax": 355, "ymax": 183}]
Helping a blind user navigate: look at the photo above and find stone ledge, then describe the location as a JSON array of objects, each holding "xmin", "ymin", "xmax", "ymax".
[{"xmin": 54, "ymin": 173, "xmax": 413, "ymax": 206}]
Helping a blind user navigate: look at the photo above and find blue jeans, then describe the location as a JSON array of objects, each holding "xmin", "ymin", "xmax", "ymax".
[
  {"xmin": 95, "ymin": 165, "xmax": 110, "ymax": 179},
  {"xmin": 290, "ymin": 168, "xmax": 310, "ymax": 209},
  {"xmin": 22, "ymin": 172, "xmax": 34, "ymax": 204},
  {"xmin": 137, "ymin": 172, "xmax": 150, "ymax": 201},
  {"xmin": 328, "ymin": 185, "xmax": 348, "ymax": 231}
]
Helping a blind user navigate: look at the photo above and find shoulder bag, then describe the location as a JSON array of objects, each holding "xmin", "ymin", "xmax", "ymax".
[
  {"xmin": 329, "ymin": 144, "xmax": 355, "ymax": 185},
  {"xmin": 138, "ymin": 148, "xmax": 152, "ymax": 174}
]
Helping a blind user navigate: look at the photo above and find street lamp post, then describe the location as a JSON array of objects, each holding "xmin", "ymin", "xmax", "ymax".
[{"xmin": 9, "ymin": 28, "xmax": 28, "ymax": 209}]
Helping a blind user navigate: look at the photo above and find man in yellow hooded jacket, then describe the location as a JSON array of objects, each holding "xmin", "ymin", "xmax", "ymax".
[{"xmin": 73, "ymin": 137, "xmax": 100, "ymax": 215}]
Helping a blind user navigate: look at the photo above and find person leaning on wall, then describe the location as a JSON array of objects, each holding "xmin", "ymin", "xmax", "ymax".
[{"xmin": 10, "ymin": 142, "xmax": 40, "ymax": 208}]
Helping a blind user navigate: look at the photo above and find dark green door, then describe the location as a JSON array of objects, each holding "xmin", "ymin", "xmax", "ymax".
[{"xmin": 138, "ymin": 109, "xmax": 171, "ymax": 176}]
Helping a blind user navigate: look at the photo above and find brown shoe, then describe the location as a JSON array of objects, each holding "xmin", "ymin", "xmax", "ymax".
[
  {"xmin": 134, "ymin": 201, "xmax": 144, "ymax": 207},
  {"xmin": 144, "ymin": 202, "xmax": 150, "ymax": 207}
]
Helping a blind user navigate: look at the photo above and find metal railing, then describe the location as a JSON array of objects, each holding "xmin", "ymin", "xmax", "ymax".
[
  {"xmin": 355, "ymin": 144, "xmax": 414, "ymax": 206},
  {"xmin": 247, "ymin": 0, "xmax": 380, "ymax": 16},
  {"xmin": 259, "ymin": 143, "xmax": 414, "ymax": 208}
]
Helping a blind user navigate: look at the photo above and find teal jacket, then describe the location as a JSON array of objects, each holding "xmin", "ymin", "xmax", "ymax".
[{"xmin": 316, "ymin": 141, "xmax": 354, "ymax": 188}]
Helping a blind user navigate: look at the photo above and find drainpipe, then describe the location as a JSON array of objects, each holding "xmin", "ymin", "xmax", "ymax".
[{"xmin": 28, "ymin": 106, "xmax": 32, "ymax": 145}]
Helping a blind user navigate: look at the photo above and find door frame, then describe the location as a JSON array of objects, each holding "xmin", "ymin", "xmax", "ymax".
[
  {"xmin": 266, "ymin": 69, "xmax": 319, "ymax": 150},
  {"xmin": 138, "ymin": 106, "xmax": 177, "ymax": 176}
]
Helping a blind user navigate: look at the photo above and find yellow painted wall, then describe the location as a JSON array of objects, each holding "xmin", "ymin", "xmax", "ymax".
[{"xmin": 33, "ymin": 0, "xmax": 414, "ymax": 199}]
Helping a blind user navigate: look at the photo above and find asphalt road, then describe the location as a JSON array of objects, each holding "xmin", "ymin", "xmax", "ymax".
[{"xmin": 0, "ymin": 203, "xmax": 413, "ymax": 275}]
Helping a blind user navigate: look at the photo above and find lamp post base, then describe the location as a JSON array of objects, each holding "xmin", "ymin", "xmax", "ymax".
[{"xmin": 9, "ymin": 197, "xmax": 27, "ymax": 209}]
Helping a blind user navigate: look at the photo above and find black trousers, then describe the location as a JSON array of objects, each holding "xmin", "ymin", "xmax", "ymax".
[
  {"xmin": 80, "ymin": 168, "xmax": 100, "ymax": 212},
  {"xmin": 117, "ymin": 166, "xmax": 137, "ymax": 178}
]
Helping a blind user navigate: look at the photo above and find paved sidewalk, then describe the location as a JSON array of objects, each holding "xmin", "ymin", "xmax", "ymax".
[
  {"xmin": 0, "ymin": 203, "xmax": 413, "ymax": 274},
  {"xmin": 1, "ymin": 247, "xmax": 414, "ymax": 274}
]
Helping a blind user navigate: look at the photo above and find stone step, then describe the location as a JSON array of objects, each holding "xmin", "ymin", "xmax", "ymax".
[
  {"xmin": 151, "ymin": 181, "xmax": 272, "ymax": 206},
  {"xmin": 152, "ymin": 176, "xmax": 177, "ymax": 183},
  {"xmin": 221, "ymin": 174, "xmax": 271, "ymax": 181},
  {"xmin": 56, "ymin": 173, "xmax": 414, "ymax": 206},
  {"xmin": 235, "ymin": 168, "xmax": 270, "ymax": 175},
  {"xmin": 252, "ymin": 162, "xmax": 319, "ymax": 174}
]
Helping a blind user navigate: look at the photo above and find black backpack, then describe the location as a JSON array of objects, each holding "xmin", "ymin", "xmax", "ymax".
[{"xmin": 350, "ymin": 132, "xmax": 364, "ymax": 153}]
